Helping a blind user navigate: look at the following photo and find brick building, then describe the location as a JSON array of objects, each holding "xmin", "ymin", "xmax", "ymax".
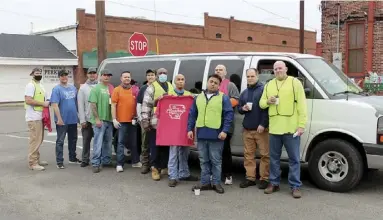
[
  {"xmin": 320, "ymin": 1, "xmax": 383, "ymax": 80},
  {"xmin": 74, "ymin": 8, "xmax": 317, "ymax": 86}
]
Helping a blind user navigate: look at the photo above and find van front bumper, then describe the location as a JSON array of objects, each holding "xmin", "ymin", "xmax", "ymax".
[{"xmin": 364, "ymin": 143, "xmax": 383, "ymax": 169}]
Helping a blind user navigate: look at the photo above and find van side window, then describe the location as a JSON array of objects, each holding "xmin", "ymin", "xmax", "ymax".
[
  {"xmin": 177, "ymin": 60, "xmax": 206, "ymax": 93},
  {"xmin": 257, "ymin": 59, "xmax": 323, "ymax": 99},
  {"xmin": 101, "ymin": 61, "xmax": 176, "ymax": 87},
  {"xmin": 208, "ymin": 59, "xmax": 245, "ymax": 91}
]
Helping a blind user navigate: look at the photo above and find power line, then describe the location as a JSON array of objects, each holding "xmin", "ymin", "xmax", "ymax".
[
  {"xmin": 107, "ymin": 0, "xmax": 203, "ymax": 19},
  {"xmin": 0, "ymin": 9, "xmax": 68, "ymax": 23},
  {"xmin": 240, "ymin": 0, "xmax": 317, "ymax": 31}
]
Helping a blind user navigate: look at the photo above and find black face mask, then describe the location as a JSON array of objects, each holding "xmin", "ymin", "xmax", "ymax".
[{"xmin": 34, "ymin": 75, "xmax": 42, "ymax": 81}]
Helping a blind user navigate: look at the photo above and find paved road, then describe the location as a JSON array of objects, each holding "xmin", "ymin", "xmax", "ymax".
[{"xmin": 1, "ymin": 107, "xmax": 383, "ymax": 220}]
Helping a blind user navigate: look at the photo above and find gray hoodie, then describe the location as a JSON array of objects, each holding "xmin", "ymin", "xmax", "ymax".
[{"xmin": 77, "ymin": 83, "xmax": 98, "ymax": 124}]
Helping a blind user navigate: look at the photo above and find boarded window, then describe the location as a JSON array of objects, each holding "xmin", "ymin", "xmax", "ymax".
[{"xmin": 347, "ymin": 23, "xmax": 365, "ymax": 73}]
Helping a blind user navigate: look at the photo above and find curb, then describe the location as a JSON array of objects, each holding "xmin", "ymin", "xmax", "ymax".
[{"xmin": 0, "ymin": 102, "xmax": 24, "ymax": 107}]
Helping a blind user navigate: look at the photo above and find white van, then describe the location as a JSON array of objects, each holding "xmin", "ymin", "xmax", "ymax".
[{"xmin": 97, "ymin": 52, "xmax": 383, "ymax": 192}]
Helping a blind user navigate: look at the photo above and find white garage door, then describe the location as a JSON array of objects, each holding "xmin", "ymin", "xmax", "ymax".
[{"xmin": 0, "ymin": 65, "xmax": 74, "ymax": 102}]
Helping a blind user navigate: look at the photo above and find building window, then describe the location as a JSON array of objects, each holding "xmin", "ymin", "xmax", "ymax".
[
  {"xmin": 247, "ymin": 36, "xmax": 253, "ymax": 41},
  {"xmin": 216, "ymin": 33, "xmax": 222, "ymax": 39},
  {"xmin": 282, "ymin": 40, "xmax": 287, "ymax": 45},
  {"xmin": 347, "ymin": 23, "xmax": 365, "ymax": 74}
]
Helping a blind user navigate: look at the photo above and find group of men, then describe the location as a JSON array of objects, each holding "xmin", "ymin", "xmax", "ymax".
[{"xmin": 24, "ymin": 60, "xmax": 307, "ymax": 199}]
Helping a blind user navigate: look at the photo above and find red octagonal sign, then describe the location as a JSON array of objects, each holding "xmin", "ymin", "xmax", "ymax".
[{"xmin": 129, "ymin": 32, "xmax": 149, "ymax": 56}]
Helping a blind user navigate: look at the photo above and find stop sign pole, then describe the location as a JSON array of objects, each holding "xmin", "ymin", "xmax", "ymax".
[{"xmin": 129, "ymin": 32, "xmax": 149, "ymax": 56}]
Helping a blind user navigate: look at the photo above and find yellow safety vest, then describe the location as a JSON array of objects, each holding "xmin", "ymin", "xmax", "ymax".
[
  {"xmin": 196, "ymin": 92, "xmax": 223, "ymax": 129},
  {"xmin": 168, "ymin": 89, "xmax": 192, "ymax": 96},
  {"xmin": 24, "ymin": 80, "xmax": 45, "ymax": 112},
  {"xmin": 152, "ymin": 81, "xmax": 174, "ymax": 112}
]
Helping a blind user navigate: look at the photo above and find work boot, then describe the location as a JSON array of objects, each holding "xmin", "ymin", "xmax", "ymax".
[
  {"xmin": 141, "ymin": 165, "xmax": 150, "ymax": 174},
  {"xmin": 292, "ymin": 188, "xmax": 302, "ymax": 199},
  {"xmin": 168, "ymin": 179, "xmax": 177, "ymax": 187},
  {"xmin": 191, "ymin": 184, "xmax": 212, "ymax": 192},
  {"xmin": 239, "ymin": 180, "xmax": 256, "ymax": 188},
  {"xmin": 258, "ymin": 180, "xmax": 269, "ymax": 190},
  {"xmin": 264, "ymin": 184, "xmax": 280, "ymax": 194},
  {"xmin": 152, "ymin": 168, "xmax": 160, "ymax": 181},
  {"xmin": 212, "ymin": 184, "xmax": 225, "ymax": 194}
]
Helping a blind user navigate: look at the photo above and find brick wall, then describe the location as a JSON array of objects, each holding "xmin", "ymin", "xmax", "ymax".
[
  {"xmin": 75, "ymin": 8, "xmax": 317, "ymax": 85},
  {"xmin": 321, "ymin": 1, "xmax": 383, "ymax": 79}
]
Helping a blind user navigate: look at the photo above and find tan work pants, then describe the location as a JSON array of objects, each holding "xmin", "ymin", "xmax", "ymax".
[
  {"xmin": 27, "ymin": 120, "xmax": 44, "ymax": 167},
  {"xmin": 243, "ymin": 129, "xmax": 270, "ymax": 181}
]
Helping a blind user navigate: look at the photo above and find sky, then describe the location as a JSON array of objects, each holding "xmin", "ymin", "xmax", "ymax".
[{"xmin": 0, "ymin": 0, "xmax": 322, "ymax": 41}]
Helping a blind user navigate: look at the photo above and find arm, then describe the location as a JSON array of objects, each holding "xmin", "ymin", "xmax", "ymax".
[
  {"xmin": 24, "ymin": 83, "xmax": 47, "ymax": 107},
  {"xmin": 50, "ymin": 87, "xmax": 64, "ymax": 123},
  {"xmin": 77, "ymin": 87, "xmax": 86, "ymax": 124},
  {"xmin": 187, "ymin": 98, "xmax": 198, "ymax": 132},
  {"xmin": 111, "ymin": 88, "xmax": 119, "ymax": 121},
  {"xmin": 237, "ymin": 92, "xmax": 246, "ymax": 115},
  {"xmin": 259, "ymin": 83, "xmax": 270, "ymax": 109},
  {"xmin": 52, "ymin": 103, "xmax": 64, "ymax": 123},
  {"xmin": 141, "ymin": 85, "xmax": 155, "ymax": 129},
  {"xmin": 91, "ymin": 103, "xmax": 99, "ymax": 121},
  {"xmin": 295, "ymin": 79, "xmax": 308, "ymax": 129},
  {"xmin": 222, "ymin": 95, "xmax": 234, "ymax": 133},
  {"xmin": 227, "ymin": 82, "xmax": 240, "ymax": 107},
  {"xmin": 136, "ymin": 103, "xmax": 142, "ymax": 121},
  {"xmin": 88, "ymin": 87, "xmax": 100, "ymax": 122}
]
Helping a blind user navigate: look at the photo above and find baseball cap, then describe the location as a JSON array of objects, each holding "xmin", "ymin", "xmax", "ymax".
[
  {"xmin": 30, "ymin": 67, "xmax": 41, "ymax": 76},
  {"xmin": 58, "ymin": 69, "xmax": 69, "ymax": 77},
  {"xmin": 87, "ymin": 67, "xmax": 97, "ymax": 74},
  {"xmin": 100, "ymin": 69, "xmax": 113, "ymax": 76}
]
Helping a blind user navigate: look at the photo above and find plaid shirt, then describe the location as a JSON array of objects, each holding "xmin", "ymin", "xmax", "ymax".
[{"xmin": 141, "ymin": 84, "xmax": 158, "ymax": 129}]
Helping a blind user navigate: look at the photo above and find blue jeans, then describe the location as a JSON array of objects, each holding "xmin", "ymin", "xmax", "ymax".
[
  {"xmin": 91, "ymin": 121, "xmax": 113, "ymax": 167},
  {"xmin": 168, "ymin": 146, "xmax": 190, "ymax": 180},
  {"xmin": 197, "ymin": 140, "xmax": 224, "ymax": 185},
  {"xmin": 117, "ymin": 122, "xmax": 139, "ymax": 166},
  {"xmin": 269, "ymin": 134, "xmax": 302, "ymax": 189},
  {"xmin": 55, "ymin": 124, "xmax": 78, "ymax": 164},
  {"xmin": 148, "ymin": 129, "xmax": 158, "ymax": 167}
]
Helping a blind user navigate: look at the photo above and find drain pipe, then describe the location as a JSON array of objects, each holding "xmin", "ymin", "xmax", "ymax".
[{"xmin": 367, "ymin": 1, "xmax": 375, "ymax": 72}]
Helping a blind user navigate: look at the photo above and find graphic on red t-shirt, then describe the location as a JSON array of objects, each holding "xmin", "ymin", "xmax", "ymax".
[{"xmin": 156, "ymin": 95, "xmax": 194, "ymax": 147}]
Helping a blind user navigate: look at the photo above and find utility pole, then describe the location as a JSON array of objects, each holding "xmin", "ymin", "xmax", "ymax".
[
  {"xmin": 96, "ymin": 0, "xmax": 106, "ymax": 66},
  {"xmin": 299, "ymin": 0, "xmax": 304, "ymax": 53}
]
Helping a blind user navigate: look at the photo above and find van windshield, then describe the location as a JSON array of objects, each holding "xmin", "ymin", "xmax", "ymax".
[{"xmin": 296, "ymin": 58, "xmax": 363, "ymax": 96}]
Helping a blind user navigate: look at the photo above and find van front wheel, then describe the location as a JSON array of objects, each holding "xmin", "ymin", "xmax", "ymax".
[{"xmin": 308, "ymin": 139, "xmax": 364, "ymax": 192}]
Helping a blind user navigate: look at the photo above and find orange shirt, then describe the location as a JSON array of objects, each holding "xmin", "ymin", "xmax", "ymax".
[{"xmin": 111, "ymin": 86, "xmax": 136, "ymax": 122}]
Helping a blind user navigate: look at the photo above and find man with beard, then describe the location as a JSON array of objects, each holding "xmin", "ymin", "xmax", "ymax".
[
  {"xmin": 112, "ymin": 71, "xmax": 141, "ymax": 173},
  {"xmin": 78, "ymin": 67, "xmax": 98, "ymax": 167},
  {"xmin": 24, "ymin": 68, "xmax": 50, "ymax": 171}
]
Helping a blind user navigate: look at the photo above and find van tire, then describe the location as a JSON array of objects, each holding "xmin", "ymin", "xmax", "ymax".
[{"xmin": 308, "ymin": 139, "xmax": 364, "ymax": 192}]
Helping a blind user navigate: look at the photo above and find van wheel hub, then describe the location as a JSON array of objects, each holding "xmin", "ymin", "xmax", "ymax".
[{"xmin": 318, "ymin": 151, "xmax": 348, "ymax": 182}]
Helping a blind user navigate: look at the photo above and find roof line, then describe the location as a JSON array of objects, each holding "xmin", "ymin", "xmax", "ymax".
[{"xmin": 32, "ymin": 24, "xmax": 78, "ymax": 35}]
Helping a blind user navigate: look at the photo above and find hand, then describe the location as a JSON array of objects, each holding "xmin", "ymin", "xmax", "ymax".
[
  {"xmin": 218, "ymin": 132, "xmax": 227, "ymax": 140},
  {"xmin": 187, "ymin": 131, "xmax": 194, "ymax": 140},
  {"xmin": 295, "ymin": 127, "xmax": 304, "ymax": 137},
  {"xmin": 156, "ymin": 95, "xmax": 164, "ymax": 101},
  {"xmin": 242, "ymin": 105, "xmax": 250, "ymax": 111},
  {"xmin": 81, "ymin": 122, "xmax": 87, "ymax": 128},
  {"xmin": 113, "ymin": 119, "xmax": 121, "ymax": 129},
  {"xmin": 43, "ymin": 101, "xmax": 50, "ymax": 107},
  {"xmin": 267, "ymin": 96, "xmax": 276, "ymax": 105},
  {"xmin": 257, "ymin": 125, "xmax": 265, "ymax": 133},
  {"xmin": 57, "ymin": 119, "xmax": 64, "ymax": 126},
  {"xmin": 96, "ymin": 119, "xmax": 102, "ymax": 128}
]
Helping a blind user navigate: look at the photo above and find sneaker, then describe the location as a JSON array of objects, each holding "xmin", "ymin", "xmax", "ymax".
[
  {"xmin": 116, "ymin": 165, "xmax": 124, "ymax": 173},
  {"xmin": 80, "ymin": 162, "xmax": 89, "ymax": 167},
  {"xmin": 258, "ymin": 180, "xmax": 269, "ymax": 190},
  {"xmin": 92, "ymin": 166, "xmax": 100, "ymax": 173},
  {"xmin": 132, "ymin": 162, "xmax": 142, "ymax": 168},
  {"xmin": 239, "ymin": 180, "xmax": 256, "ymax": 188},
  {"xmin": 168, "ymin": 179, "xmax": 177, "ymax": 187},
  {"xmin": 30, "ymin": 164, "xmax": 45, "ymax": 171},
  {"xmin": 69, "ymin": 159, "xmax": 82, "ymax": 164},
  {"xmin": 264, "ymin": 184, "xmax": 280, "ymax": 194},
  {"xmin": 225, "ymin": 176, "xmax": 233, "ymax": 185},
  {"xmin": 39, "ymin": 161, "xmax": 48, "ymax": 166},
  {"xmin": 141, "ymin": 166, "xmax": 150, "ymax": 174},
  {"xmin": 161, "ymin": 168, "xmax": 168, "ymax": 175},
  {"xmin": 151, "ymin": 168, "xmax": 160, "ymax": 181},
  {"xmin": 212, "ymin": 184, "xmax": 225, "ymax": 194},
  {"xmin": 292, "ymin": 188, "xmax": 302, "ymax": 199},
  {"xmin": 56, "ymin": 164, "xmax": 65, "ymax": 169}
]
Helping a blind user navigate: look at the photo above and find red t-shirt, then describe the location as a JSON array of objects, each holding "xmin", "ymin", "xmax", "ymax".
[{"xmin": 155, "ymin": 95, "xmax": 194, "ymax": 146}]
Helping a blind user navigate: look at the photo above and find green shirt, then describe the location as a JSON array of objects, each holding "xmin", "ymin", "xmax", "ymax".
[
  {"xmin": 89, "ymin": 84, "xmax": 113, "ymax": 123},
  {"xmin": 259, "ymin": 76, "xmax": 307, "ymax": 135}
]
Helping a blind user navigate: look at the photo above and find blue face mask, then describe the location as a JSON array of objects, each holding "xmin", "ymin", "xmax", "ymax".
[{"xmin": 158, "ymin": 74, "xmax": 167, "ymax": 83}]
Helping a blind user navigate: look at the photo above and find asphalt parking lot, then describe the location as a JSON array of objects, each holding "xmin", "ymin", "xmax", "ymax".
[{"xmin": 1, "ymin": 106, "xmax": 383, "ymax": 220}]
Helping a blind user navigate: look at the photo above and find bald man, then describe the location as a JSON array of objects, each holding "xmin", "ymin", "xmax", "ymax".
[
  {"xmin": 259, "ymin": 61, "xmax": 307, "ymax": 199},
  {"xmin": 215, "ymin": 64, "xmax": 240, "ymax": 185},
  {"xmin": 167, "ymin": 74, "xmax": 198, "ymax": 187}
]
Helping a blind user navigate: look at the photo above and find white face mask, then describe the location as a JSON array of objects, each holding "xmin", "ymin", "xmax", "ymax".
[{"xmin": 158, "ymin": 74, "xmax": 167, "ymax": 83}]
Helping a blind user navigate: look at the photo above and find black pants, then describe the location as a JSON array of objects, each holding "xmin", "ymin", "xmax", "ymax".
[
  {"xmin": 148, "ymin": 129, "xmax": 169, "ymax": 169},
  {"xmin": 222, "ymin": 133, "xmax": 233, "ymax": 178},
  {"xmin": 81, "ymin": 122, "xmax": 94, "ymax": 163}
]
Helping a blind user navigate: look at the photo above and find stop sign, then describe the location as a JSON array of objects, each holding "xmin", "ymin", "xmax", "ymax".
[{"xmin": 129, "ymin": 32, "xmax": 149, "ymax": 56}]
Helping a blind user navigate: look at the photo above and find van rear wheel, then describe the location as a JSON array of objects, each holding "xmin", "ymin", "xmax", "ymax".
[{"xmin": 308, "ymin": 139, "xmax": 364, "ymax": 192}]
